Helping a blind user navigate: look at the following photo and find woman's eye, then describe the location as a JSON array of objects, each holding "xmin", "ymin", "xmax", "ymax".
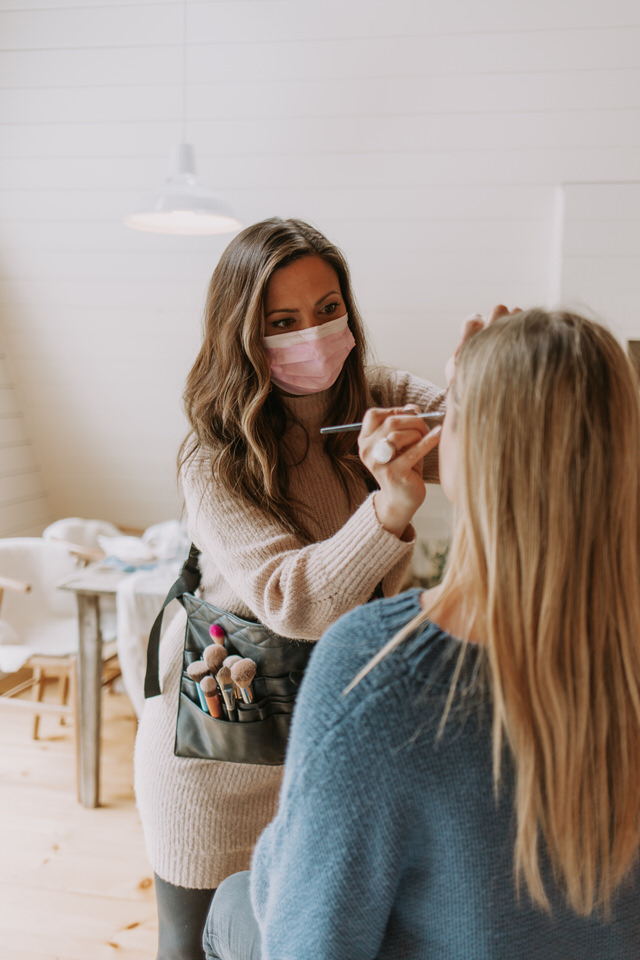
[
  {"xmin": 320, "ymin": 302, "xmax": 340, "ymax": 316},
  {"xmin": 271, "ymin": 317, "xmax": 295, "ymax": 330}
]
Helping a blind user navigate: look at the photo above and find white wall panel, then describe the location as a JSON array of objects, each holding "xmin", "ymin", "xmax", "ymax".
[
  {"xmin": 188, "ymin": 70, "xmax": 640, "ymax": 119},
  {"xmin": 8, "ymin": 108, "xmax": 640, "ymax": 162},
  {"xmin": 190, "ymin": 0, "xmax": 640, "ymax": 40},
  {"xmin": 2, "ymin": 68, "xmax": 639, "ymax": 129},
  {"xmin": 188, "ymin": 29, "xmax": 640, "ymax": 82},
  {"xmin": 0, "ymin": 497, "xmax": 50, "ymax": 537},
  {"xmin": 0, "ymin": 384, "xmax": 19, "ymax": 415},
  {"xmin": 0, "ymin": 346, "xmax": 50, "ymax": 536},
  {"xmin": 0, "ymin": 0, "xmax": 176, "ymax": 9},
  {"xmin": 0, "ymin": 0, "xmax": 639, "ymax": 534},
  {"xmin": 1, "ymin": 0, "xmax": 639, "ymax": 31},
  {"xmin": 0, "ymin": 85, "xmax": 184, "ymax": 124},
  {"xmin": 0, "ymin": 217, "xmax": 546, "ymax": 280},
  {"xmin": 0, "ymin": 441, "xmax": 40, "ymax": 474},
  {"xmin": 0, "ymin": 46, "xmax": 182, "ymax": 87},
  {"xmin": 554, "ymin": 182, "xmax": 640, "ymax": 344},
  {"xmin": 0, "ymin": 5, "xmax": 180, "ymax": 48}
]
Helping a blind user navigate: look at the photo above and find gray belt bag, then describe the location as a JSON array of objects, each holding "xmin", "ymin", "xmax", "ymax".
[{"xmin": 144, "ymin": 544, "xmax": 314, "ymax": 765}]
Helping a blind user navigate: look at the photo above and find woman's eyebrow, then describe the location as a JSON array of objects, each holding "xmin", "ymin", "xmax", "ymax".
[
  {"xmin": 315, "ymin": 290, "xmax": 340, "ymax": 306},
  {"xmin": 265, "ymin": 290, "xmax": 340, "ymax": 318},
  {"xmin": 265, "ymin": 305, "xmax": 300, "ymax": 317}
]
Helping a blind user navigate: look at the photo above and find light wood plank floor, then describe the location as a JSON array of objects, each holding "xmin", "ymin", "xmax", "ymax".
[{"xmin": 0, "ymin": 673, "xmax": 158, "ymax": 960}]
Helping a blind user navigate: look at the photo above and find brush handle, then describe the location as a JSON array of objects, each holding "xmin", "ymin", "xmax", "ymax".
[
  {"xmin": 320, "ymin": 410, "xmax": 444, "ymax": 435},
  {"xmin": 195, "ymin": 683, "xmax": 210, "ymax": 714},
  {"xmin": 218, "ymin": 682, "xmax": 237, "ymax": 720},
  {"xmin": 204, "ymin": 692, "xmax": 223, "ymax": 719}
]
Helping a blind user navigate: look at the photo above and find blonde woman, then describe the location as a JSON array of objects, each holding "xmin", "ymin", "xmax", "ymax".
[
  {"xmin": 135, "ymin": 218, "xmax": 450, "ymax": 959},
  {"xmin": 204, "ymin": 309, "xmax": 640, "ymax": 960}
]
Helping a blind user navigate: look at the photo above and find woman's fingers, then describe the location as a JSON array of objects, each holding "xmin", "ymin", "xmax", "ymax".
[
  {"xmin": 361, "ymin": 404, "xmax": 422, "ymax": 436},
  {"xmin": 487, "ymin": 303, "xmax": 521, "ymax": 325},
  {"xmin": 487, "ymin": 303, "xmax": 509, "ymax": 324},
  {"xmin": 368, "ymin": 422, "xmax": 441, "ymax": 469},
  {"xmin": 446, "ymin": 304, "xmax": 522, "ymax": 385},
  {"xmin": 391, "ymin": 424, "xmax": 441, "ymax": 468}
]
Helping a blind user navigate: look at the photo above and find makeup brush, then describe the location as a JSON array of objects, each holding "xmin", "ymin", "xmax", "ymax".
[
  {"xmin": 320, "ymin": 410, "xmax": 444, "ymax": 435},
  {"xmin": 222, "ymin": 654, "xmax": 243, "ymax": 698},
  {"xmin": 187, "ymin": 660, "xmax": 211, "ymax": 713},
  {"xmin": 223, "ymin": 654, "xmax": 242, "ymax": 669},
  {"xmin": 200, "ymin": 675, "xmax": 223, "ymax": 719},
  {"xmin": 230, "ymin": 658, "xmax": 257, "ymax": 704},
  {"xmin": 209, "ymin": 623, "xmax": 226, "ymax": 644},
  {"xmin": 216, "ymin": 665, "xmax": 237, "ymax": 719},
  {"xmin": 203, "ymin": 643, "xmax": 226, "ymax": 673}
]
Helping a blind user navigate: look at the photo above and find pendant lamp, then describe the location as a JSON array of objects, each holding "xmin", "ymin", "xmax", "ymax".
[{"xmin": 124, "ymin": 4, "xmax": 242, "ymax": 236}]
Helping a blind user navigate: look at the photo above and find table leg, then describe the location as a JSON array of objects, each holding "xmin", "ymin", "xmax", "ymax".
[{"xmin": 76, "ymin": 593, "xmax": 102, "ymax": 808}]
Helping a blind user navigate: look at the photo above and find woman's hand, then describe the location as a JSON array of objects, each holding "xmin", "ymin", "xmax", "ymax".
[
  {"xmin": 358, "ymin": 404, "xmax": 442, "ymax": 539},
  {"xmin": 444, "ymin": 304, "xmax": 521, "ymax": 385}
]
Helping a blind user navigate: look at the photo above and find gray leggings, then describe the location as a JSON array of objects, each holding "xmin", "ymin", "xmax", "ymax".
[
  {"xmin": 203, "ymin": 872, "xmax": 261, "ymax": 960},
  {"xmin": 154, "ymin": 873, "xmax": 216, "ymax": 960}
]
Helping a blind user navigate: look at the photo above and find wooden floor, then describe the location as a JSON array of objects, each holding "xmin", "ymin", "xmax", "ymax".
[{"xmin": 0, "ymin": 673, "xmax": 158, "ymax": 960}]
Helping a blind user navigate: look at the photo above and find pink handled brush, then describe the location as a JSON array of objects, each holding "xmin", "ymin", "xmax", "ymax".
[{"xmin": 209, "ymin": 623, "xmax": 225, "ymax": 645}]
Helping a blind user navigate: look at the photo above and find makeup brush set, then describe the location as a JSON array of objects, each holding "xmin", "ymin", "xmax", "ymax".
[
  {"xmin": 174, "ymin": 600, "xmax": 312, "ymax": 764},
  {"xmin": 145, "ymin": 544, "xmax": 314, "ymax": 765},
  {"xmin": 186, "ymin": 633, "xmax": 258, "ymax": 721}
]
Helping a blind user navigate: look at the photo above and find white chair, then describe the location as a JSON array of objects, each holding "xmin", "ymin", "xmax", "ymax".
[
  {"xmin": 41, "ymin": 517, "xmax": 181, "ymax": 718},
  {"xmin": 0, "ymin": 537, "xmax": 119, "ymax": 767},
  {"xmin": 42, "ymin": 516, "xmax": 121, "ymax": 562},
  {"xmin": 42, "ymin": 517, "xmax": 125, "ymax": 642}
]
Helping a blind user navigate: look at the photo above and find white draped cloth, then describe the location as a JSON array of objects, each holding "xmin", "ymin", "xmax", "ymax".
[{"xmin": 115, "ymin": 565, "xmax": 179, "ymax": 719}]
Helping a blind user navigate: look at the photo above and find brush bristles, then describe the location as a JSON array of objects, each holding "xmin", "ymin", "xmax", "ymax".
[
  {"xmin": 203, "ymin": 644, "xmax": 226, "ymax": 672},
  {"xmin": 223, "ymin": 654, "xmax": 242, "ymax": 670},
  {"xmin": 230, "ymin": 658, "xmax": 257, "ymax": 687},
  {"xmin": 217, "ymin": 665, "xmax": 232, "ymax": 686},
  {"xmin": 187, "ymin": 660, "xmax": 209, "ymax": 682},
  {"xmin": 200, "ymin": 675, "xmax": 218, "ymax": 695}
]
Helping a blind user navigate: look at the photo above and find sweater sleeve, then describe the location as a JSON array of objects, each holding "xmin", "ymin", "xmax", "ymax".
[
  {"xmin": 368, "ymin": 366, "xmax": 446, "ymax": 483},
  {"xmin": 250, "ymin": 609, "xmax": 418, "ymax": 960},
  {"xmin": 182, "ymin": 457, "xmax": 415, "ymax": 640}
]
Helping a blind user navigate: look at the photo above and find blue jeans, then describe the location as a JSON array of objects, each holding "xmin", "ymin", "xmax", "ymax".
[{"xmin": 202, "ymin": 871, "xmax": 262, "ymax": 960}]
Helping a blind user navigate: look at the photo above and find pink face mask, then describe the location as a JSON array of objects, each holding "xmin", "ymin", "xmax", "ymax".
[{"xmin": 262, "ymin": 314, "xmax": 355, "ymax": 396}]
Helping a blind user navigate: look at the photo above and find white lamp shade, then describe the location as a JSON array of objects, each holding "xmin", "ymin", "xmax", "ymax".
[{"xmin": 124, "ymin": 143, "xmax": 242, "ymax": 236}]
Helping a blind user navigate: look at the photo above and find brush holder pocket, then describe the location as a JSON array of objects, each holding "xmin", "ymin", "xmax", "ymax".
[
  {"xmin": 145, "ymin": 549, "xmax": 314, "ymax": 765},
  {"xmin": 176, "ymin": 683, "xmax": 296, "ymax": 764}
]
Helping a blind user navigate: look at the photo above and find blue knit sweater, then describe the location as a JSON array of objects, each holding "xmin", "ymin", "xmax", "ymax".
[{"xmin": 250, "ymin": 590, "xmax": 640, "ymax": 960}]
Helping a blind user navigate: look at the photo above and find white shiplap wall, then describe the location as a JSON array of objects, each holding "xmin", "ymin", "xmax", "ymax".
[
  {"xmin": 0, "ymin": 0, "xmax": 639, "ymax": 539},
  {"xmin": 554, "ymin": 183, "xmax": 640, "ymax": 342},
  {"xmin": 0, "ymin": 344, "xmax": 49, "ymax": 536}
]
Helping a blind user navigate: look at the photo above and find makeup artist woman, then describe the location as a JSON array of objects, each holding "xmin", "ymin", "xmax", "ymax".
[{"xmin": 134, "ymin": 217, "xmax": 446, "ymax": 960}]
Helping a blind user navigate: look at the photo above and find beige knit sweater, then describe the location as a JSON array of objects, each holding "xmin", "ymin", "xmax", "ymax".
[{"xmin": 134, "ymin": 368, "xmax": 444, "ymax": 889}]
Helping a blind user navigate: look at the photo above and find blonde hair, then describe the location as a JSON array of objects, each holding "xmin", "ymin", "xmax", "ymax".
[
  {"xmin": 180, "ymin": 218, "xmax": 374, "ymax": 538},
  {"xmin": 363, "ymin": 310, "xmax": 640, "ymax": 915}
]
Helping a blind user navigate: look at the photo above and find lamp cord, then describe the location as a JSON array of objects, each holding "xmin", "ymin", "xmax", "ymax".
[{"xmin": 182, "ymin": 1, "xmax": 188, "ymax": 144}]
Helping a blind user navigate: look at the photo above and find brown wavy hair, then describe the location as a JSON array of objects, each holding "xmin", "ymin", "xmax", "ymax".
[
  {"xmin": 355, "ymin": 309, "xmax": 640, "ymax": 915},
  {"xmin": 180, "ymin": 218, "xmax": 374, "ymax": 538}
]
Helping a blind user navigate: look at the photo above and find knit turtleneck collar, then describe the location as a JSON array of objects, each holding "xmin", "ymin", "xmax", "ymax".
[{"xmin": 281, "ymin": 388, "xmax": 334, "ymax": 434}]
